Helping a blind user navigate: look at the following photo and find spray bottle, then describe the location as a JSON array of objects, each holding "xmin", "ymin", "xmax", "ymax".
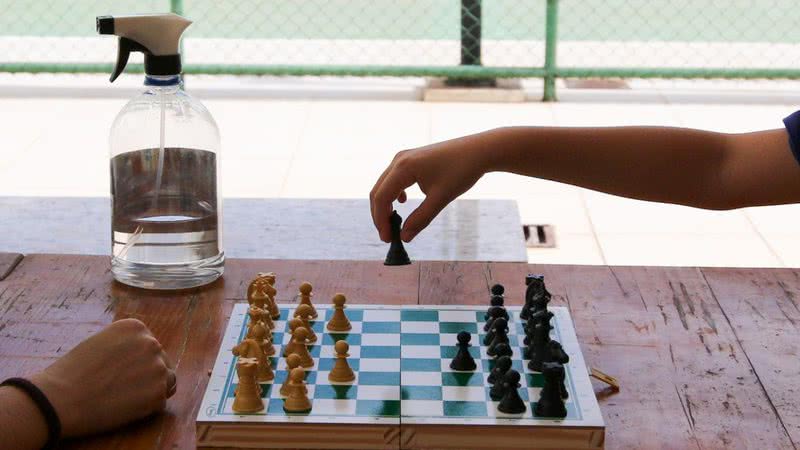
[{"xmin": 97, "ymin": 14, "xmax": 224, "ymax": 290}]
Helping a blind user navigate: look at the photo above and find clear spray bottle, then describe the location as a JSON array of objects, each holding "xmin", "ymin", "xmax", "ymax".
[{"xmin": 97, "ymin": 14, "xmax": 224, "ymax": 290}]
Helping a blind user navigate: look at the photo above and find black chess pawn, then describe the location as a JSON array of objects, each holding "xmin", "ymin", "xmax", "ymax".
[
  {"xmin": 497, "ymin": 370, "xmax": 526, "ymax": 414},
  {"xmin": 486, "ymin": 318, "xmax": 509, "ymax": 356},
  {"xmin": 534, "ymin": 362, "xmax": 567, "ymax": 418},
  {"xmin": 492, "ymin": 342, "xmax": 513, "ymax": 359},
  {"xmin": 523, "ymin": 309, "xmax": 554, "ymax": 346},
  {"xmin": 384, "ymin": 210, "xmax": 411, "ymax": 266},
  {"xmin": 490, "ymin": 283, "xmax": 505, "ymax": 297},
  {"xmin": 483, "ymin": 305, "xmax": 507, "ymax": 333},
  {"xmin": 484, "ymin": 296, "xmax": 507, "ymax": 320},
  {"xmin": 525, "ymin": 321, "xmax": 551, "ymax": 366},
  {"xmin": 521, "ymin": 274, "xmax": 550, "ymax": 320},
  {"xmin": 449, "ymin": 331, "xmax": 477, "ymax": 371},
  {"xmin": 487, "ymin": 355, "xmax": 512, "ymax": 385},
  {"xmin": 529, "ymin": 338, "xmax": 569, "ymax": 372}
]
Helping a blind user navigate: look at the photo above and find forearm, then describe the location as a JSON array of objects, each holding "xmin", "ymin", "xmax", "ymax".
[
  {"xmin": 0, "ymin": 386, "xmax": 49, "ymax": 450},
  {"xmin": 480, "ymin": 126, "xmax": 732, "ymax": 208}
]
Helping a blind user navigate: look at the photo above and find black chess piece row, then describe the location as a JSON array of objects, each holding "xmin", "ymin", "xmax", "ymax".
[{"xmin": 481, "ymin": 278, "xmax": 570, "ymax": 418}]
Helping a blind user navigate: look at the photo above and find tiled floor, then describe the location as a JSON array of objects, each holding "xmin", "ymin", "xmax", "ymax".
[{"xmin": 0, "ymin": 78, "xmax": 798, "ymax": 268}]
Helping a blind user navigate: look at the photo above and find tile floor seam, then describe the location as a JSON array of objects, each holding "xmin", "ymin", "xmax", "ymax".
[
  {"xmin": 742, "ymin": 210, "xmax": 787, "ymax": 268},
  {"xmin": 578, "ymin": 189, "xmax": 608, "ymax": 265},
  {"xmin": 277, "ymin": 100, "xmax": 313, "ymax": 197}
]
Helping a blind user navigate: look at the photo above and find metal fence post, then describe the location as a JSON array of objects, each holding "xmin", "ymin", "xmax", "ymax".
[
  {"xmin": 446, "ymin": 0, "xmax": 495, "ymax": 86},
  {"xmin": 543, "ymin": 0, "xmax": 559, "ymax": 101},
  {"xmin": 170, "ymin": 0, "xmax": 184, "ymax": 15}
]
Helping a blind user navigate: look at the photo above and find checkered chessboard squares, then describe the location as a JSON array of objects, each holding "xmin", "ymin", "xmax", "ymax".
[
  {"xmin": 220, "ymin": 304, "xmax": 580, "ymax": 421},
  {"xmin": 224, "ymin": 305, "xmax": 402, "ymax": 418},
  {"xmin": 399, "ymin": 308, "xmax": 580, "ymax": 421}
]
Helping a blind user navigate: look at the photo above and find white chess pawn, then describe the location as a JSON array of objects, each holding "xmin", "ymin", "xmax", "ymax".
[{"xmin": 328, "ymin": 340, "xmax": 356, "ymax": 383}]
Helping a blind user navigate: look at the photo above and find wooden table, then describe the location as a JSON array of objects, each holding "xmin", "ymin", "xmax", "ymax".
[{"xmin": 1, "ymin": 253, "xmax": 798, "ymax": 449}]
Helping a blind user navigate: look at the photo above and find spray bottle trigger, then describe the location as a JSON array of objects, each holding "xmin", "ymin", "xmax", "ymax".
[{"xmin": 110, "ymin": 37, "xmax": 150, "ymax": 83}]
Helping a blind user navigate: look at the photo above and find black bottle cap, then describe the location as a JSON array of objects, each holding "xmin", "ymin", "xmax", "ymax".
[{"xmin": 96, "ymin": 16, "xmax": 114, "ymax": 35}]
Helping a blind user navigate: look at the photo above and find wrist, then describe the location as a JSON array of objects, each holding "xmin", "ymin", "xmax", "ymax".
[
  {"xmin": 0, "ymin": 385, "xmax": 49, "ymax": 450},
  {"xmin": 476, "ymin": 127, "xmax": 522, "ymax": 173}
]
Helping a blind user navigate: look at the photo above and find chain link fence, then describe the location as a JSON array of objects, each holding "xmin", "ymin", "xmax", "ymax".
[{"xmin": 1, "ymin": 0, "xmax": 799, "ymax": 99}]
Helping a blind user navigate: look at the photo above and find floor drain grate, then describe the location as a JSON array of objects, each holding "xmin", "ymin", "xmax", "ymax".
[{"xmin": 523, "ymin": 224, "xmax": 556, "ymax": 248}]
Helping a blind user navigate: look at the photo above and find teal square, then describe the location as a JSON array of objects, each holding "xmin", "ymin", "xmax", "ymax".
[
  {"xmin": 307, "ymin": 345, "xmax": 321, "ymax": 357},
  {"xmin": 442, "ymin": 372, "xmax": 484, "ymax": 387},
  {"xmin": 361, "ymin": 346, "xmax": 401, "ymax": 358},
  {"xmin": 310, "ymin": 320, "xmax": 325, "ymax": 333},
  {"xmin": 526, "ymin": 373, "xmax": 545, "ymax": 388},
  {"xmin": 322, "ymin": 333, "xmax": 361, "ymax": 345},
  {"xmin": 363, "ymin": 321, "xmax": 401, "ymax": 333},
  {"xmin": 359, "ymin": 372, "xmax": 400, "ymax": 385},
  {"xmin": 401, "ymin": 333, "xmax": 439, "ymax": 345},
  {"xmin": 443, "ymin": 401, "xmax": 487, "ymax": 417},
  {"xmin": 267, "ymin": 398, "xmax": 287, "ymax": 414},
  {"xmin": 401, "ymin": 310, "xmax": 439, "ymax": 322},
  {"xmin": 325, "ymin": 308, "xmax": 363, "ymax": 322},
  {"xmin": 401, "ymin": 386, "xmax": 442, "ymax": 400},
  {"xmin": 401, "ymin": 358, "xmax": 440, "ymax": 372},
  {"xmin": 356, "ymin": 400, "xmax": 400, "ymax": 417},
  {"xmin": 474, "ymin": 311, "xmax": 485, "ymax": 322},
  {"xmin": 439, "ymin": 322, "xmax": 478, "ymax": 334},
  {"xmin": 315, "ymin": 384, "xmax": 358, "ymax": 400},
  {"xmin": 440, "ymin": 345, "xmax": 480, "ymax": 359}
]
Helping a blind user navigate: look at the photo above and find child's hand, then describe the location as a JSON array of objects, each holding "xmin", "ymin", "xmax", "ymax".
[
  {"xmin": 30, "ymin": 318, "xmax": 175, "ymax": 438},
  {"xmin": 370, "ymin": 131, "xmax": 496, "ymax": 242}
]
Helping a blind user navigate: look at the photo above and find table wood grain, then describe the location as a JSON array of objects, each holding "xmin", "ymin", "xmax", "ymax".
[{"xmin": 0, "ymin": 255, "xmax": 798, "ymax": 450}]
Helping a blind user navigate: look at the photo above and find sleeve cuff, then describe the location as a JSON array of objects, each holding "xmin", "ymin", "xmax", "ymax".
[{"xmin": 783, "ymin": 110, "xmax": 800, "ymax": 165}]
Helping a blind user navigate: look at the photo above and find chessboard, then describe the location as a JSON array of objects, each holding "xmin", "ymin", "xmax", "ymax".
[{"xmin": 196, "ymin": 289, "xmax": 604, "ymax": 449}]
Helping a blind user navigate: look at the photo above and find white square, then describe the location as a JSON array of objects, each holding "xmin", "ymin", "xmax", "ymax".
[
  {"xmin": 363, "ymin": 310, "xmax": 401, "ymax": 322},
  {"xmin": 401, "ymin": 322, "xmax": 439, "ymax": 334},
  {"xmin": 319, "ymin": 345, "xmax": 361, "ymax": 359},
  {"xmin": 272, "ymin": 321, "xmax": 287, "ymax": 333},
  {"xmin": 402, "ymin": 400, "xmax": 443, "ymax": 417},
  {"xmin": 438, "ymin": 310, "xmax": 479, "ymax": 322},
  {"xmin": 360, "ymin": 358, "xmax": 400, "ymax": 372},
  {"xmin": 402, "ymin": 371, "xmax": 441, "ymax": 387},
  {"xmin": 400, "ymin": 345, "xmax": 440, "ymax": 359},
  {"xmin": 442, "ymin": 386, "xmax": 486, "ymax": 402},
  {"xmin": 361, "ymin": 333, "xmax": 400, "ymax": 346},
  {"xmin": 358, "ymin": 385, "xmax": 401, "ymax": 401},
  {"xmin": 313, "ymin": 399, "xmax": 357, "ymax": 416}
]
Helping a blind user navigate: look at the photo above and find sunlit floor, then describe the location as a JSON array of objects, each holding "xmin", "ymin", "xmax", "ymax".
[{"xmin": 0, "ymin": 76, "xmax": 798, "ymax": 267}]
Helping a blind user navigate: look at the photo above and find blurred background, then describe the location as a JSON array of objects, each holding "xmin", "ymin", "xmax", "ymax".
[{"xmin": 1, "ymin": 0, "xmax": 799, "ymax": 267}]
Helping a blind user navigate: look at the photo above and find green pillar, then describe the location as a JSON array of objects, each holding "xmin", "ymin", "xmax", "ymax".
[{"xmin": 543, "ymin": 0, "xmax": 559, "ymax": 101}]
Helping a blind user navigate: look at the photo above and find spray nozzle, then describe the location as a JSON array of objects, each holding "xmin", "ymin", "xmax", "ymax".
[{"xmin": 96, "ymin": 13, "xmax": 192, "ymax": 83}]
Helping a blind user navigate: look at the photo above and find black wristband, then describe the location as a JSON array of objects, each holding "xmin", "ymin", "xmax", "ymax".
[{"xmin": 1, "ymin": 377, "xmax": 62, "ymax": 450}]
